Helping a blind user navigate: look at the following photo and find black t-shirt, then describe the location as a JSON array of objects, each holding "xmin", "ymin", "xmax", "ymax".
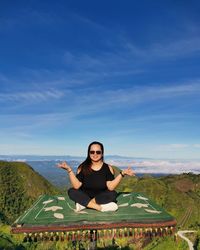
[{"xmin": 76, "ymin": 163, "xmax": 114, "ymax": 198}]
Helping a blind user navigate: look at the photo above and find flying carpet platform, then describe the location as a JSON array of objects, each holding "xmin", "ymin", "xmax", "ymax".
[{"xmin": 12, "ymin": 192, "xmax": 176, "ymax": 235}]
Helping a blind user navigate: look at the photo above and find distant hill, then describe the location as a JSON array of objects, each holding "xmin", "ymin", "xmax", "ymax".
[
  {"xmin": 115, "ymin": 169, "xmax": 200, "ymax": 229},
  {"xmin": 0, "ymin": 161, "xmax": 60, "ymax": 224},
  {"xmin": 0, "ymin": 163, "xmax": 199, "ymax": 249},
  {"xmin": 0, "ymin": 161, "xmax": 199, "ymax": 229}
]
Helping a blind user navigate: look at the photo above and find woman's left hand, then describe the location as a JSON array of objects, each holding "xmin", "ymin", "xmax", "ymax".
[{"xmin": 122, "ymin": 166, "xmax": 135, "ymax": 176}]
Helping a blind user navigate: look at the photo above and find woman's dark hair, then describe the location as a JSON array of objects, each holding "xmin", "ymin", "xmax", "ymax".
[{"xmin": 78, "ymin": 141, "xmax": 104, "ymax": 175}]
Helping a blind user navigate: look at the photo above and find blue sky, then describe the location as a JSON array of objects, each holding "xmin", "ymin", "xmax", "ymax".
[{"xmin": 0, "ymin": 0, "xmax": 200, "ymax": 159}]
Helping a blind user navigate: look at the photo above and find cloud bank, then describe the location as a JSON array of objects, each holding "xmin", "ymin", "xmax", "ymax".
[{"xmin": 106, "ymin": 158, "xmax": 200, "ymax": 174}]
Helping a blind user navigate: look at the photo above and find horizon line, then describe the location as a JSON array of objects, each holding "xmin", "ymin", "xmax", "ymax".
[{"xmin": 1, "ymin": 154, "xmax": 200, "ymax": 161}]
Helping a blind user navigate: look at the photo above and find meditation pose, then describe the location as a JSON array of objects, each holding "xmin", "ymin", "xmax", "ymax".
[{"xmin": 57, "ymin": 141, "xmax": 134, "ymax": 212}]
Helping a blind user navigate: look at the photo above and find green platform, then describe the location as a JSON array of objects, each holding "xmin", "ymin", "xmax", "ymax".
[{"xmin": 12, "ymin": 192, "xmax": 176, "ymax": 233}]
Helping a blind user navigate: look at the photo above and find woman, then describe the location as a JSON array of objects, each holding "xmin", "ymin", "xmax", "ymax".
[{"xmin": 57, "ymin": 141, "xmax": 134, "ymax": 212}]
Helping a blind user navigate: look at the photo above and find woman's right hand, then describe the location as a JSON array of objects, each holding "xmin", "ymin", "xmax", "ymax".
[{"xmin": 56, "ymin": 161, "xmax": 72, "ymax": 172}]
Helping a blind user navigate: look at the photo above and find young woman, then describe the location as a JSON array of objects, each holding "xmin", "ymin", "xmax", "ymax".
[{"xmin": 57, "ymin": 141, "xmax": 134, "ymax": 212}]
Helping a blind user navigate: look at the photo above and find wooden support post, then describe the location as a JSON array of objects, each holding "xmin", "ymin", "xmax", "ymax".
[{"xmin": 89, "ymin": 229, "xmax": 97, "ymax": 250}]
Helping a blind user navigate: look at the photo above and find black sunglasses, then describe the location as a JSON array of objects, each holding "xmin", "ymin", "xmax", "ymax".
[{"xmin": 89, "ymin": 150, "xmax": 102, "ymax": 155}]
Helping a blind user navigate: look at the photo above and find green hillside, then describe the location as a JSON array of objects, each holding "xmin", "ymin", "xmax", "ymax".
[
  {"xmin": 0, "ymin": 161, "xmax": 60, "ymax": 224},
  {"xmin": 0, "ymin": 163, "xmax": 199, "ymax": 249},
  {"xmin": 115, "ymin": 171, "xmax": 200, "ymax": 230}
]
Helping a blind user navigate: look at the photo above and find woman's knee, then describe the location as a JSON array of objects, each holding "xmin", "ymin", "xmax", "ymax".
[
  {"xmin": 95, "ymin": 190, "xmax": 117, "ymax": 204},
  {"xmin": 68, "ymin": 188, "xmax": 77, "ymax": 198},
  {"xmin": 109, "ymin": 190, "xmax": 118, "ymax": 200}
]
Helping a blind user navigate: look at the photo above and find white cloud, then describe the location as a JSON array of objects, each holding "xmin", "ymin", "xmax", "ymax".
[
  {"xmin": 0, "ymin": 89, "xmax": 64, "ymax": 103},
  {"xmin": 123, "ymin": 37, "xmax": 200, "ymax": 61},
  {"xmin": 72, "ymin": 81, "xmax": 200, "ymax": 114},
  {"xmin": 151, "ymin": 37, "xmax": 200, "ymax": 58},
  {"xmin": 156, "ymin": 144, "xmax": 189, "ymax": 151},
  {"xmin": 1, "ymin": 80, "xmax": 200, "ymax": 127},
  {"xmin": 106, "ymin": 158, "xmax": 200, "ymax": 174}
]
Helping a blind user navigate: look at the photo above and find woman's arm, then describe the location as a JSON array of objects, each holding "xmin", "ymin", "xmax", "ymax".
[
  {"xmin": 57, "ymin": 161, "xmax": 82, "ymax": 189},
  {"xmin": 106, "ymin": 166, "xmax": 135, "ymax": 191}
]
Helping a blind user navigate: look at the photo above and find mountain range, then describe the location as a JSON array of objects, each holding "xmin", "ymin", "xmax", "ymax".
[
  {"xmin": 0, "ymin": 161, "xmax": 199, "ymax": 249},
  {"xmin": 0, "ymin": 155, "xmax": 200, "ymax": 175}
]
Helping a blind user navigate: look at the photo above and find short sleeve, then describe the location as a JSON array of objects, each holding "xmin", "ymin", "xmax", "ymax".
[
  {"xmin": 106, "ymin": 165, "xmax": 114, "ymax": 181},
  {"xmin": 76, "ymin": 170, "xmax": 84, "ymax": 182}
]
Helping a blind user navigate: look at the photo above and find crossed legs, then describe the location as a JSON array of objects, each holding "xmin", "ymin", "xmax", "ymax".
[{"xmin": 68, "ymin": 188, "xmax": 118, "ymax": 211}]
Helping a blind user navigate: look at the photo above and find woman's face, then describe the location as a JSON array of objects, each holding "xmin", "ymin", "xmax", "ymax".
[{"xmin": 89, "ymin": 144, "xmax": 103, "ymax": 162}]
